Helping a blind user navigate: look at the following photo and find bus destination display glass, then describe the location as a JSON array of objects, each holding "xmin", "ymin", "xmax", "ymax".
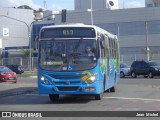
[{"xmin": 40, "ymin": 27, "xmax": 96, "ymax": 38}]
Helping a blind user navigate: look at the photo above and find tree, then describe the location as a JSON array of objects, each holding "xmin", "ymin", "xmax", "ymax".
[{"xmin": 18, "ymin": 48, "xmax": 33, "ymax": 69}]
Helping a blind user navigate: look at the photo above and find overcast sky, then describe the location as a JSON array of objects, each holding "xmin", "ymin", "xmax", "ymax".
[{"xmin": 0, "ymin": 0, "xmax": 145, "ymax": 10}]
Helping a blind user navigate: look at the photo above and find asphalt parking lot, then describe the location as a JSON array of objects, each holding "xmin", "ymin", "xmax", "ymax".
[{"xmin": 0, "ymin": 77, "xmax": 160, "ymax": 120}]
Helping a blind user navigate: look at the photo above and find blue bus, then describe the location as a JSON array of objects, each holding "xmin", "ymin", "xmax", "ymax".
[{"xmin": 38, "ymin": 24, "xmax": 120, "ymax": 102}]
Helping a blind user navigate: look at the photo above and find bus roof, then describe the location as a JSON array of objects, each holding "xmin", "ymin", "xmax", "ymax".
[{"xmin": 41, "ymin": 23, "xmax": 117, "ymax": 39}]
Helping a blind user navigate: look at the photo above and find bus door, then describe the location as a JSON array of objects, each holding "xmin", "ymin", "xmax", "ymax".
[
  {"xmin": 99, "ymin": 34, "xmax": 108, "ymax": 90},
  {"xmin": 105, "ymin": 35, "xmax": 110, "ymax": 78}
]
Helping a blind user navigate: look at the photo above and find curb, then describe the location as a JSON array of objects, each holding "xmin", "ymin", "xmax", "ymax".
[
  {"xmin": 0, "ymin": 88, "xmax": 37, "ymax": 98},
  {"xmin": 17, "ymin": 76, "xmax": 37, "ymax": 78},
  {"xmin": 30, "ymin": 76, "xmax": 37, "ymax": 78}
]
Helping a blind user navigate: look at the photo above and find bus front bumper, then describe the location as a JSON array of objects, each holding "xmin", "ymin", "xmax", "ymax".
[{"xmin": 38, "ymin": 83, "xmax": 100, "ymax": 95}]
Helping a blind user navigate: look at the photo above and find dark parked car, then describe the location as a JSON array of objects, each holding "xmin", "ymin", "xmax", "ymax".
[
  {"xmin": 6, "ymin": 65, "xmax": 24, "ymax": 74},
  {"xmin": 0, "ymin": 66, "xmax": 17, "ymax": 83},
  {"xmin": 120, "ymin": 63, "xmax": 130, "ymax": 78},
  {"xmin": 130, "ymin": 61, "xmax": 160, "ymax": 78}
]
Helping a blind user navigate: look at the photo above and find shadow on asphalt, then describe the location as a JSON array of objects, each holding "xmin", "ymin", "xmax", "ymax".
[
  {"xmin": 0, "ymin": 87, "xmax": 37, "ymax": 97},
  {"xmin": 0, "ymin": 93, "xmax": 95, "ymax": 104},
  {"xmin": 120, "ymin": 76, "xmax": 160, "ymax": 79}
]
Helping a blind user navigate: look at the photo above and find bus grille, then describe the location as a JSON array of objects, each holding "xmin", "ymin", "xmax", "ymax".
[
  {"xmin": 48, "ymin": 74, "xmax": 82, "ymax": 84},
  {"xmin": 48, "ymin": 74, "xmax": 80, "ymax": 79},
  {"xmin": 54, "ymin": 81, "xmax": 81, "ymax": 84},
  {"xmin": 57, "ymin": 86, "xmax": 79, "ymax": 91}
]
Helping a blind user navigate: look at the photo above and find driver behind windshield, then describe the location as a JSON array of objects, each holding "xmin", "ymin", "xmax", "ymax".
[{"xmin": 85, "ymin": 46, "xmax": 95, "ymax": 57}]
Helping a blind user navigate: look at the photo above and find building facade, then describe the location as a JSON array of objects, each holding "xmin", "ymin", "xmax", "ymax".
[
  {"xmin": 0, "ymin": 8, "xmax": 55, "ymax": 57},
  {"xmin": 74, "ymin": 0, "xmax": 119, "ymax": 10},
  {"xmin": 0, "ymin": 7, "xmax": 33, "ymax": 49},
  {"xmin": 0, "ymin": 7, "xmax": 34, "ymax": 59},
  {"xmin": 55, "ymin": 7, "xmax": 160, "ymax": 64},
  {"xmin": 145, "ymin": 0, "xmax": 160, "ymax": 7}
]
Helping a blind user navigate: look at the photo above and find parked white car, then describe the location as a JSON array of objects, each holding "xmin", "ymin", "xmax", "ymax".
[{"xmin": 120, "ymin": 63, "xmax": 130, "ymax": 78}]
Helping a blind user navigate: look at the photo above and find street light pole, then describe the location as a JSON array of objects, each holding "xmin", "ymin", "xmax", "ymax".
[
  {"xmin": 29, "ymin": 20, "xmax": 37, "ymax": 72},
  {"xmin": 145, "ymin": 21, "xmax": 150, "ymax": 61},
  {"xmin": 90, "ymin": 0, "xmax": 93, "ymax": 25}
]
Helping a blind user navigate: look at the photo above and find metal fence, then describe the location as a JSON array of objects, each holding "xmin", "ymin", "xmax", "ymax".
[
  {"xmin": 0, "ymin": 54, "xmax": 160, "ymax": 71},
  {"xmin": 120, "ymin": 54, "xmax": 160, "ymax": 66},
  {"xmin": 0, "ymin": 57, "xmax": 38, "ymax": 71}
]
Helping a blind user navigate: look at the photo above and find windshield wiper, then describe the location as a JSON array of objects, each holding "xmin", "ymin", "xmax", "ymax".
[{"xmin": 73, "ymin": 38, "xmax": 83, "ymax": 52}]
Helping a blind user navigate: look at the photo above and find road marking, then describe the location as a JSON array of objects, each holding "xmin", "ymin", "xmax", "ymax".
[
  {"xmin": 121, "ymin": 78, "xmax": 160, "ymax": 81},
  {"xmin": 103, "ymin": 97, "xmax": 160, "ymax": 102}
]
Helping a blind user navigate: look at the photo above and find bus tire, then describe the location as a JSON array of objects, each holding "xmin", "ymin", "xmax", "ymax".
[
  {"xmin": 110, "ymin": 86, "xmax": 115, "ymax": 92},
  {"xmin": 103, "ymin": 76, "xmax": 106, "ymax": 92},
  {"xmin": 49, "ymin": 94, "xmax": 59, "ymax": 102},
  {"xmin": 105, "ymin": 89, "xmax": 110, "ymax": 92},
  {"xmin": 95, "ymin": 93, "xmax": 103, "ymax": 100}
]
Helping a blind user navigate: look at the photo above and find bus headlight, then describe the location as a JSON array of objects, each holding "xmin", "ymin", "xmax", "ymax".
[
  {"xmin": 81, "ymin": 71, "xmax": 97, "ymax": 84},
  {"xmin": 88, "ymin": 76, "xmax": 96, "ymax": 83},
  {"xmin": 40, "ymin": 76, "xmax": 45, "ymax": 81},
  {"xmin": 85, "ymin": 76, "xmax": 96, "ymax": 84},
  {"xmin": 40, "ymin": 76, "xmax": 51, "ymax": 85}
]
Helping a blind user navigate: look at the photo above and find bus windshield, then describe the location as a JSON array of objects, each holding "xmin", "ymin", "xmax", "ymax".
[{"xmin": 39, "ymin": 39, "xmax": 97, "ymax": 71}]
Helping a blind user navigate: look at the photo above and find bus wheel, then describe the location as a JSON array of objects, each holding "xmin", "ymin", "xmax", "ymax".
[
  {"xmin": 95, "ymin": 93, "xmax": 103, "ymax": 100},
  {"xmin": 110, "ymin": 86, "xmax": 115, "ymax": 92},
  {"xmin": 105, "ymin": 89, "xmax": 110, "ymax": 92},
  {"xmin": 49, "ymin": 94, "xmax": 59, "ymax": 102}
]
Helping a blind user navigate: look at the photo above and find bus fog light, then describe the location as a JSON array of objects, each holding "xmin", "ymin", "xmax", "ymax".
[
  {"xmin": 85, "ymin": 87, "xmax": 95, "ymax": 91},
  {"xmin": 45, "ymin": 80, "xmax": 49, "ymax": 84}
]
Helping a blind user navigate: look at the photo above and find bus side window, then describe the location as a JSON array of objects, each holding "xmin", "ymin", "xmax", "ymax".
[
  {"xmin": 109, "ymin": 38, "xmax": 112, "ymax": 59},
  {"xmin": 112, "ymin": 39, "xmax": 115, "ymax": 59},
  {"xmin": 100, "ymin": 36, "xmax": 105, "ymax": 64},
  {"xmin": 105, "ymin": 35, "xmax": 110, "ymax": 76},
  {"xmin": 105, "ymin": 36, "xmax": 110, "ymax": 58}
]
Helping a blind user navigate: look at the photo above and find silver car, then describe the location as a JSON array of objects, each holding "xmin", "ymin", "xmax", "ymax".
[{"xmin": 120, "ymin": 63, "xmax": 130, "ymax": 78}]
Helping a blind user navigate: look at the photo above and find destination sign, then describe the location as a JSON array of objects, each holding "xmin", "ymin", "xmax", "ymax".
[{"xmin": 40, "ymin": 27, "xmax": 96, "ymax": 38}]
